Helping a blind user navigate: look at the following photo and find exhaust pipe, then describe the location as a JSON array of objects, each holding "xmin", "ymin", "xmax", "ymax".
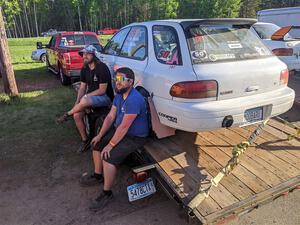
[{"xmin": 222, "ymin": 115, "xmax": 234, "ymax": 128}]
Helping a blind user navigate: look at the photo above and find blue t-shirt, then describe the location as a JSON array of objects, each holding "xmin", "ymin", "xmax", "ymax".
[{"xmin": 113, "ymin": 88, "xmax": 149, "ymax": 137}]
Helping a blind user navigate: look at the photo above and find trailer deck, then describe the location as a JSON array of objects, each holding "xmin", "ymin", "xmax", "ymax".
[{"xmin": 143, "ymin": 118, "xmax": 300, "ymax": 224}]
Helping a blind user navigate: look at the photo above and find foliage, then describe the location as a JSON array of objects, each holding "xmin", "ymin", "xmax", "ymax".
[{"xmin": 0, "ymin": 0, "xmax": 300, "ymax": 38}]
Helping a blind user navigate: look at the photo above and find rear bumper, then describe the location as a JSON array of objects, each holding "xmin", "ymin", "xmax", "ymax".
[
  {"xmin": 64, "ymin": 69, "xmax": 81, "ymax": 77},
  {"xmin": 153, "ymin": 87, "xmax": 295, "ymax": 132},
  {"xmin": 31, "ymin": 54, "xmax": 40, "ymax": 61}
]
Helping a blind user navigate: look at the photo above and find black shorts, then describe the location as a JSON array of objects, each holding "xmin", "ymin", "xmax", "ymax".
[{"xmin": 93, "ymin": 127, "xmax": 147, "ymax": 166}]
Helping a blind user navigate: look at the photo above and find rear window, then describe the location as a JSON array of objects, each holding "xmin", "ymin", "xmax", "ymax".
[
  {"xmin": 59, "ymin": 35, "xmax": 98, "ymax": 47},
  {"xmin": 252, "ymin": 23, "xmax": 281, "ymax": 39},
  {"xmin": 185, "ymin": 24, "xmax": 272, "ymax": 64}
]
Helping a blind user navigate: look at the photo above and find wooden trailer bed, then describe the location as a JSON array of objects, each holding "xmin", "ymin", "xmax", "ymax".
[{"xmin": 143, "ymin": 118, "xmax": 300, "ymax": 224}]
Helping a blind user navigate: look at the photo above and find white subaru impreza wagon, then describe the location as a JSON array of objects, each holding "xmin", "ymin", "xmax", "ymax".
[{"xmin": 98, "ymin": 19, "xmax": 295, "ymax": 132}]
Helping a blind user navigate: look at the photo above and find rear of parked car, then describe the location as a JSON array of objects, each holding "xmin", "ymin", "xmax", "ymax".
[
  {"xmin": 251, "ymin": 22, "xmax": 300, "ymax": 72},
  {"xmin": 46, "ymin": 32, "xmax": 101, "ymax": 85},
  {"xmin": 99, "ymin": 19, "xmax": 295, "ymax": 132}
]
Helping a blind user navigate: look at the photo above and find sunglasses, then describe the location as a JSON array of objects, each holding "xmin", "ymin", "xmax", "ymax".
[{"xmin": 115, "ymin": 73, "xmax": 132, "ymax": 82}]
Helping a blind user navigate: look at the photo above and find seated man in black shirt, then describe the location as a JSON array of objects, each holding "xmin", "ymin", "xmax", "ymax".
[{"xmin": 57, "ymin": 45, "xmax": 114, "ymax": 152}]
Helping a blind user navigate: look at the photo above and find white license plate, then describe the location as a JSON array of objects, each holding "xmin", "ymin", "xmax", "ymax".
[
  {"xmin": 244, "ymin": 107, "xmax": 263, "ymax": 123},
  {"xmin": 127, "ymin": 178, "xmax": 156, "ymax": 202}
]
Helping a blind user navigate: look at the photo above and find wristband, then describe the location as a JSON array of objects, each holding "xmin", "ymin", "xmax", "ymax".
[{"xmin": 109, "ymin": 141, "xmax": 116, "ymax": 147}]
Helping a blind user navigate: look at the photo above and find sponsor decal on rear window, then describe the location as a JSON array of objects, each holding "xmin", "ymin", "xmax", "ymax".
[{"xmin": 186, "ymin": 24, "xmax": 272, "ymax": 64}]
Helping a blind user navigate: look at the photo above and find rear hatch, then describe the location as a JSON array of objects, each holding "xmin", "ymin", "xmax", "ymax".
[{"xmin": 184, "ymin": 21, "xmax": 287, "ymax": 100}]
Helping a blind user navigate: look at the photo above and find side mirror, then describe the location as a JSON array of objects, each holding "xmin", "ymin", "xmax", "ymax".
[
  {"xmin": 45, "ymin": 44, "xmax": 50, "ymax": 48},
  {"xmin": 36, "ymin": 42, "xmax": 43, "ymax": 49}
]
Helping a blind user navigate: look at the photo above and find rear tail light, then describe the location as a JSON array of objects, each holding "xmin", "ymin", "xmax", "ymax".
[
  {"xmin": 280, "ymin": 69, "xmax": 289, "ymax": 85},
  {"xmin": 63, "ymin": 53, "xmax": 71, "ymax": 65},
  {"xmin": 272, "ymin": 48, "xmax": 293, "ymax": 56},
  {"xmin": 170, "ymin": 80, "xmax": 217, "ymax": 99}
]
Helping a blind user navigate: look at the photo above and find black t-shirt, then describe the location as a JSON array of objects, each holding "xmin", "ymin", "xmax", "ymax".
[{"xmin": 80, "ymin": 62, "xmax": 114, "ymax": 101}]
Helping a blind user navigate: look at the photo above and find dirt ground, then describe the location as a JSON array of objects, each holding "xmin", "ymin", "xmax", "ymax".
[{"xmin": 0, "ymin": 74, "xmax": 299, "ymax": 225}]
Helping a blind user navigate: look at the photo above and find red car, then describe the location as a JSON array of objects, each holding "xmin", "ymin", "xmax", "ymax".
[
  {"xmin": 40, "ymin": 31, "xmax": 101, "ymax": 85},
  {"xmin": 97, "ymin": 27, "xmax": 119, "ymax": 35}
]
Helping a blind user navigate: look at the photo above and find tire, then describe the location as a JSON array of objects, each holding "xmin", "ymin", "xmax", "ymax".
[
  {"xmin": 40, "ymin": 53, "xmax": 47, "ymax": 63},
  {"xmin": 46, "ymin": 56, "xmax": 53, "ymax": 73},
  {"xmin": 59, "ymin": 66, "xmax": 71, "ymax": 85},
  {"xmin": 83, "ymin": 114, "xmax": 90, "ymax": 138}
]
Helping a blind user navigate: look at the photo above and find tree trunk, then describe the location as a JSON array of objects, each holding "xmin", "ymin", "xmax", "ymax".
[
  {"xmin": 0, "ymin": 7, "xmax": 19, "ymax": 96},
  {"xmin": 78, "ymin": 4, "xmax": 82, "ymax": 31},
  {"xmin": 33, "ymin": 1, "xmax": 39, "ymax": 37},
  {"xmin": 18, "ymin": 14, "xmax": 25, "ymax": 38},
  {"xmin": 13, "ymin": 19, "xmax": 18, "ymax": 38},
  {"xmin": 22, "ymin": 0, "xmax": 31, "ymax": 37}
]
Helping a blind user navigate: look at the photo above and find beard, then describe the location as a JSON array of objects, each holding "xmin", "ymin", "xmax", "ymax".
[
  {"xmin": 115, "ymin": 86, "xmax": 130, "ymax": 94},
  {"xmin": 83, "ymin": 58, "xmax": 94, "ymax": 66}
]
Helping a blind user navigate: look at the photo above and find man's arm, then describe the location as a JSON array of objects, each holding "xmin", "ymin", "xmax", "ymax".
[
  {"xmin": 100, "ymin": 114, "xmax": 137, "ymax": 160},
  {"xmin": 109, "ymin": 114, "xmax": 137, "ymax": 146},
  {"xmin": 86, "ymin": 83, "xmax": 107, "ymax": 97},
  {"xmin": 76, "ymin": 82, "xmax": 87, "ymax": 104},
  {"xmin": 91, "ymin": 106, "xmax": 117, "ymax": 146}
]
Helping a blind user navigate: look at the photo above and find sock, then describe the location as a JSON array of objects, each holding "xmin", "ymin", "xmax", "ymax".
[
  {"xmin": 93, "ymin": 173, "xmax": 103, "ymax": 180},
  {"xmin": 103, "ymin": 190, "xmax": 112, "ymax": 196}
]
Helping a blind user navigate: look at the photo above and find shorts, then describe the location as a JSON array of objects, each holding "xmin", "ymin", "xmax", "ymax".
[
  {"xmin": 89, "ymin": 95, "xmax": 111, "ymax": 107},
  {"xmin": 93, "ymin": 127, "xmax": 148, "ymax": 166}
]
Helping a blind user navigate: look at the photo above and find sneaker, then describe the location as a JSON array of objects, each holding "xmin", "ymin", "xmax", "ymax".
[
  {"xmin": 79, "ymin": 172, "xmax": 103, "ymax": 187},
  {"xmin": 77, "ymin": 140, "xmax": 90, "ymax": 153},
  {"xmin": 89, "ymin": 192, "xmax": 114, "ymax": 211},
  {"xmin": 56, "ymin": 112, "xmax": 71, "ymax": 124}
]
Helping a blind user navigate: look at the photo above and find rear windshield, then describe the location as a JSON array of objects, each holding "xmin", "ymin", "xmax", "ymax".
[
  {"xmin": 252, "ymin": 23, "xmax": 282, "ymax": 39},
  {"xmin": 59, "ymin": 35, "xmax": 98, "ymax": 48},
  {"xmin": 185, "ymin": 24, "xmax": 272, "ymax": 64}
]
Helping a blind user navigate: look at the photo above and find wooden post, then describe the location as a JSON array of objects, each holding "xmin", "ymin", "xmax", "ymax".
[{"xmin": 0, "ymin": 7, "xmax": 18, "ymax": 96}]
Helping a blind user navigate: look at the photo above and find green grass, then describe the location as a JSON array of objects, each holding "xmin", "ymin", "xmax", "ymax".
[
  {"xmin": 7, "ymin": 35, "xmax": 112, "ymax": 64},
  {"xmin": 0, "ymin": 37, "xmax": 80, "ymax": 167}
]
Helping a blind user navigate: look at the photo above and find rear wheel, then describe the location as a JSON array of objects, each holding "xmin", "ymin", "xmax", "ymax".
[
  {"xmin": 59, "ymin": 66, "xmax": 71, "ymax": 85},
  {"xmin": 46, "ymin": 56, "xmax": 52, "ymax": 73},
  {"xmin": 40, "ymin": 53, "xmax": 46, "ymax": 63}
]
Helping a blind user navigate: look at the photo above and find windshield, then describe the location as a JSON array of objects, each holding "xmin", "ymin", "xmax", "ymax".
[
  {"xmin": 185, "ymin": 24, "xmax": 272, "ymax": 64},
  {"xmin": 59, "ymin": 35, "xmax": 98, "ymax": 48},
  {"xmin": 253, "ymin": 23, "xmax": 293, "ymax": 40}
]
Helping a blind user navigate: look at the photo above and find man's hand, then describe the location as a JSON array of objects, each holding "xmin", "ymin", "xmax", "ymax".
[
  {"xmin": 101, "ymin": 144, "xmax": 113, "ymax": 160},
  {"xmin": 91, "ymin": 135, "xmax": 102, "ymax": 146}
]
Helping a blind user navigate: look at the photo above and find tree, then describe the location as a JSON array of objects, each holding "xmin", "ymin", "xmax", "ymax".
[
  {"xmin": 0, "ymin": 7, "xmax": 18, "ymax": 96},
  {"xmin": 213, "ymin": 0, "xmax": 241, "ymax": 18},
  {"xmin": 239, "ymin": 0, "xmax": 261, "ymax": 18}
]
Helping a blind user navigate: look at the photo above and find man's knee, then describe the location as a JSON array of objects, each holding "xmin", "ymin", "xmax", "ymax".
[
  {"xmin": 103, "ymin": 160, "xmax": 116, "ymax": 170},
  {"xmin": 73, "ymin": 112, "xmax": 84, "ymax": 121},
  {"xmin": 79, "ymin": 96, "xmax": 92, "ymax": 106}
]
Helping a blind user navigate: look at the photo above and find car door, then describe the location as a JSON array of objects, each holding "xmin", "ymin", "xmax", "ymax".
[
  {"xmin": 99, "ymin": 27, "xmax": 131, "ymax": 80},
  {"xmin": 47, "ymin": 35, "xmax": 57, "ymax": 68},
  {"xmin": 114, "ymin": 25, "xmax": 148, "ymax": 87}
]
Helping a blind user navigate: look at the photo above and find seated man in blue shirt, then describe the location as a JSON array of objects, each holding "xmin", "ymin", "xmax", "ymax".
[{"xmin": 80, "ymin": 67, "xmax": 149, "ymax": 210}]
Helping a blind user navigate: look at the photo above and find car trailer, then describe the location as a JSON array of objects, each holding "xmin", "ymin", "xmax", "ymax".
[
  {"xmin": 71, "ymin": 82, "xmax": 300, "ymax": 224},
  {"xmin": 132, "ymin": 117, "xmax": 300, "ymax": 225}
]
